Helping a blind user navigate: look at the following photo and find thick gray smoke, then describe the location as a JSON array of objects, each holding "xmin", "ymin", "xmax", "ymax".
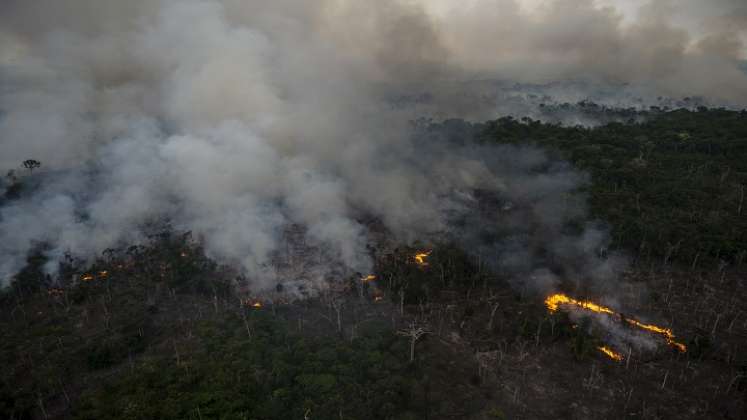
[
  {"xmin": 432, "ymin": 0, "xmax": 747, "ymax": 105},
  {"xmin": 0, "ymin": 0, "xmax": 744, "ymax": 290}
]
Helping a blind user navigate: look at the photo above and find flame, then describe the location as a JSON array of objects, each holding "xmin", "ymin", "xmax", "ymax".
[
  {"xmin": 413, "ymin": 250, "xmax": 432, "ymax": 266},
  {"xmin": 545, "ymin": 293, "xmax": 614, "ymax": 315},
  {"xmin": 374, "ymin": 296, "xmax": 384, "ymax": 302},
  {"xmin": 81, "ymin": 271, "xmax": 110, "ymax": 282},
  {"xmin": 244, "ymin": 300, "xmax": 263, "ymax": 308},
  {"xmin": 545, "ymin": 293, "xmax": 686, "ymax": 352},
  {"xmin": 625, "ymin": 319, "xmax": 687, "ymax": 353},
  {"xmin": 597, "ymin": 346, "xmax": 623, "ymax": 361},
  {"xmin": 361, "ymin": 274, "xmax": 376, "ymax": 282}
]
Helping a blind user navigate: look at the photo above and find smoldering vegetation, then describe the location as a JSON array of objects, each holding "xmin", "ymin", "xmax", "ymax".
[
  {"xmin": 387, "ymin": 79, "xmax": 720, "ymax": 126},
  {"xmin": 0, "ymin": 0, "xmax": 745, "ymax": 296}
]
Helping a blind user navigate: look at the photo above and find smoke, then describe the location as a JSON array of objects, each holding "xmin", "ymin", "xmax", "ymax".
[
  {"xmin": 429, "ymin": 0, "xmax": 747, "ymax": 105},
  {"xmin": 0, "ymin": 0, "xmax": 744, "ymax": 291}
]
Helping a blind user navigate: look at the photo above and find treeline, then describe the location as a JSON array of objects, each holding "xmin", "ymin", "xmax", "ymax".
[{"xmin": 426, "ymin": 107, "xmax": 747, "ymax": 269}]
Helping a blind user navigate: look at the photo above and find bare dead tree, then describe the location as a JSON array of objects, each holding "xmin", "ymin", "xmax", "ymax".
[
  {"xmin": 691, "ymin": 252, "xmax": 700, "ymax": 271},
  {"xmin": 321, "ymin": 286, "xmax": 347, "ymax": 336},
  {"xmin": 398, "ymin": 283, "xmax": 408, "ymax": 317},
  {"xmin": 173, "ymin": 339, "xmax": 181, "ymax": 366},
  {"xmin": 475, "ymin": 350, "xmax": 498, "ymax": 381},
  {"xmin": 726, "ymin": 373, "xmax": 745, "ymax": 394},
  {"xmin": 37, "ymin": 393, "xmax": 48, "ymax": 419},
  {"xmin": 331, "ymin": 298, "xmax": 344, "ymax": 335},
  {"xmin": 534, "ymin": 319, "xmax": 543, "ymax": 347},
  {"xmin": 241, "ymin": 310, "xmax": 253, "ymax": 338},
  {"xmin": 737, "ymin": 184, "xmax": 744, "ymax": 216},
  {"xmin": 487, "ymin": 301, "xmax": 500, "ymax": 331},
  {"xmin": 397, "ymin": 322, "xmax": 430, "ymax": 363}
]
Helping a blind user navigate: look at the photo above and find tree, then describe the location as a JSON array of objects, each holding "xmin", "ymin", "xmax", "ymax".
[
  {"xmin": 23, "ymin": 159, "xmax": 41, "ymax": 174},
  {"xmin": 397, "ymin": 322, "xmax": 430, "ymax": 363},
  {"xmin": 321, "ymin": 283, "xmax": 349, "ymax": 336}
]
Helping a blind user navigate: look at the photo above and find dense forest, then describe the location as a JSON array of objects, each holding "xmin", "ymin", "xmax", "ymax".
[
  {"xmin": 2, "ymin": 106, "xmax": 746, "ymax": 419},
  {"xmin": 427, "ymin": 107, "xmax": 747, "ymax": 269}
]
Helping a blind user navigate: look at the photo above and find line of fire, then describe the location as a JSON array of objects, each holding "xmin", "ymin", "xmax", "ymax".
[{"xmin": 545, "ymin": 293, "xmax": 687, "ymax": 360}]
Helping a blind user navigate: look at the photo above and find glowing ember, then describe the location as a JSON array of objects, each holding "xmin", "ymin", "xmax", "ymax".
[
  {"xmin": 251, "ymin": 302, "xmax": 263, "ymax": 308},
  {"xmin": 98, "ymin": 270, "xmax": 109, "ymax": 278},
  {"xmin": 361, "ymin": 275, "xmax": 376, "ymax": 282},
  {"xmin": 413, "ymin": 250, "xmax": 432, "ymax": 266},
  {"xmin": 81, "ymin": 274, "xmax": 94, "ymax": 282},
  {"xmin": 597, "ymin": 346, "xmax": 624, "ymax": 361},
  {"xmin": 545, "ymin": 293, "xmax": 686, "ymax": 352}
]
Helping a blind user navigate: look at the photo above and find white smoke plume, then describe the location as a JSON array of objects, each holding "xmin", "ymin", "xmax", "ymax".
[{"xmin": 0, "ymin": 0, "xmax": 744, "ymax": 290}]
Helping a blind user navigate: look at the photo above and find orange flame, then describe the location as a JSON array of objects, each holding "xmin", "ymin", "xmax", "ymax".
[
  {"xmin": 240, "ymin": 299, "xmax": 263, "ymax": 308},
  {"xmin": 545, "ymin": 293, "xmax": 614, "ymax": 315},
  {"xmin": 545, "ymin": 293, "xmax": 686, "ymax": 352},
  {"xmin": 81, "ymin": 271, "xmax": 110, "ymax": 282},
  {"xmin": 413, "ymin": 250, "xmax": 432, "ymax": 266},
  {"xmin": 361, "ymin": 275, "xmax": 376, "ymax": 282},
  {"xmin": 597, "ymin": 346, "xmax": 624, "ymax": 361},
  {"xmin": 625, "ymin": 319, "xmax": 687, "ymax": 353}
]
